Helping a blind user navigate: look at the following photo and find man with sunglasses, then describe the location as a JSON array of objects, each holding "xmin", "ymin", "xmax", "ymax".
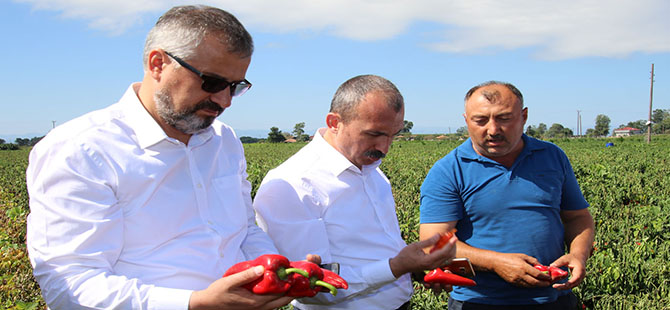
[{"xmin": 26, "ymin": 5, "xmax": 304, "ymax": 310}]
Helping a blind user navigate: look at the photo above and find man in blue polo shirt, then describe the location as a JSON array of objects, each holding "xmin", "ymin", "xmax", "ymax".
[{"xmin": 419, "ymin": 81, "xmax": 595, "ymax": 309}]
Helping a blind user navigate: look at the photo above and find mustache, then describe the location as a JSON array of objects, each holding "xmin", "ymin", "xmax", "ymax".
[
  {"xmin": 364, "ymin": 150, "xmax": 386, "ymax": 159},
  {"xmin": 486, "ymin": 134, "xmax": 505, "ymax": 141},
  {"xmin": 191, "ymin": 100, "xmax": 223, "ymax": 115}
]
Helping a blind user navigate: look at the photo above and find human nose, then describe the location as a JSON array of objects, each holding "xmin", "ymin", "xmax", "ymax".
[
  {"xmin": 377, "ymin": 136, "xmax": 393, "ymax": 155},
  {"xmin": 209, "ymin": 87, "xmax": 232, "ymax": 109},
  {"xmin": 485, "ymin": 119, "xmax": 501, "ymax": 136}
]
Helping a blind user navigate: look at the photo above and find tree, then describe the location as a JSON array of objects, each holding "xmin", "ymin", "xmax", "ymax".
[
  {"xmin": 267, "ymin": 127, "xmax": 286, "ymax": 143},
  {"xmin": 0, "ymin": 138, "xmax": 5, "ymax": 144},
  {"xmin": 594, "ymin": 114, "xmax": 611, "ymax": 137},
  {"xmin": 400, "ymin": 120, "xmax": 413, "ymax": 134},
  {"xmin": 525, "ymin": 124, "xmax": 546, "ymax": 139},
  {"xmin": 585, "ymin": 128, "xmax": 596, "ymax": 137},
  {"xmin": 546, "ymin": 123, "xmax": 573, "ymax": 138},
  {"xmin": 562, "ymin": 127, "xmax": 574, "ymax": 137},
  {"xmin": 15, "ymin": 138, "xmax": 29, "ymax": 146},
  {"xmin": 525, "ymin": 125, "xmax": 537, "ymax": 138},
  {"xmin": 537, "ymin": 123, "xmax": 547, "ymax": 138},
  {"xmin": 651, "ymin": 109, "xmax": 667, "ymax": 124},
  {"xmin": 622, "ymin": 120, "xmax": 646, "ymax": 131},
  {"xmin": 292, "ymin": 122, "xmax": 310, "ymax": 142},
  {"xmin": 651, "ymin": 109, "xmax": 670, "ymax": 134},
  {"xmin": 239, "ymin": 136, "xmax": 260, "ymax": 143},
  {"xmin": 455, "ymin": 126, "xmax": 468, "ymax": 137}
]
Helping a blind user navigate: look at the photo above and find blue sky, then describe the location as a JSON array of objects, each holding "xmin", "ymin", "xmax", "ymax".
[{"xmin": 1, "ymin": 0, "xmax": 669, "ymax": 141}]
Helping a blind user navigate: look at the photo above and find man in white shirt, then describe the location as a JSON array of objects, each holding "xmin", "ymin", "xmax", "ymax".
[
  {"xmin": 26, "ymin": 5, "xmax": 305, "ymax": 310},
  {"xmin": 253, "ymin": 75, "xmax": 457, "ymax": 310}
]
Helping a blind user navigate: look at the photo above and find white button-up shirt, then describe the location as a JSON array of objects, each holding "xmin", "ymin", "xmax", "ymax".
[
  {"xmin": 253, "ymin": 128, "xmax": 412, "ymax": 310},
  {"xmin": 26, "ymin": 83, "xmax": 277, "ymax": 309}
]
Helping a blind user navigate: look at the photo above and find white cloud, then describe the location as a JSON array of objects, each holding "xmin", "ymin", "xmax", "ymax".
[{"xmin": 14, "ymin": 0, "xmax": 670, "ymax": 59}]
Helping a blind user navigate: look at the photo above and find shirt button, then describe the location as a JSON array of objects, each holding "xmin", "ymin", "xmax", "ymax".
[
  {"xmin": 207, "ymin": 220, "xmax": 213, "ymax": 225},
  {"xmin": 197, "ymin": 183, "xmax": 203, "ymax": 189}
]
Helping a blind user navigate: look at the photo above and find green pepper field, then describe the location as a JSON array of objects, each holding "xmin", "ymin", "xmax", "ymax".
[{"xmin": 2, "ymin": 135, "xmax": 669, "ymax": 309}]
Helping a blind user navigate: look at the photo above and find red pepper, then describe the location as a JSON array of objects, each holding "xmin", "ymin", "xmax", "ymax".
[
  {"xmin": 223, "ymin": 254, "xmax": 308, "ymax": 294},
  {"xmin": 429, "ymin": 228, "xmax": 457, "ymax": 254},
  {"xmin": 286, "ymin": 261, "xmax": 339, "ymax": 297},
  {"xmin": 424, "ymin": 268, "xmax": 476, "ymax": 286},
  {"xmin": 533, "ymin": 264, "xmax": 569, "ymax": 282},
  {"xmin": 320, "ymin": 268, "xmax": 349, "ymax": 292}
]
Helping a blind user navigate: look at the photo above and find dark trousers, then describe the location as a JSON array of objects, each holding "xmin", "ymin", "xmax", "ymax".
[
  {"xmin": 293, "ymin": 300, "xmax": 410, "ymax": 310},
  {"xmin": 447, "ymin": 293, "xmax": 580, "ymax": 310}
]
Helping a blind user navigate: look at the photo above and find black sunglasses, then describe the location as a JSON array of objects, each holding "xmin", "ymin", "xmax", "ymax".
[{"xmin": 165, "ymin": 51, "xmax": 252, "ymax": 97}]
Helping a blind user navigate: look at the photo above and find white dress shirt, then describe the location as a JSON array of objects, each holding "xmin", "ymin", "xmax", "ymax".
[
  {"xmin": 253, "ymin": 128, "xmax": 413, "ymax": 310},
  {"xmin": 26, "ymin": 83, "xmax": 277, "ymax": 309}
]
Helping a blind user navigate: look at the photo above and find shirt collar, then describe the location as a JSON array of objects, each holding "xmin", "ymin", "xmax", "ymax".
[
  {"xmin": 457, "ymin": 134, "xmax": 546, "ymax": 164},
  {"xmin": 121, "ymin": 83, "xmax": 214, "ymax": 149},
  {"xmin": 312, "ymin": 128, "xmax": 380, "ymax": 176}
]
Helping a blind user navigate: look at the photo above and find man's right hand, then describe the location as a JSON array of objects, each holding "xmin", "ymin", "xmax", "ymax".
[
  {"xmin": 188, "ymin": 265, "xmax": 294, "ymax": 310},
  {"xmin": 491, "ymin": 253, "xmax": 551, "ymax": 288},
  {"xmin": 389, "ymin": 232, "xmax": 457, "ymax": 278}
]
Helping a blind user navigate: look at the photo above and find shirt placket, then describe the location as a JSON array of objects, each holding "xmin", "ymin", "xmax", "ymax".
[
  {"xmin": 362, "ymin": 173, "xmax": 404, "ymax": 248},
  {"xmin": 185, "ymin": 145, "xmax": 214, "ymax": 228}
]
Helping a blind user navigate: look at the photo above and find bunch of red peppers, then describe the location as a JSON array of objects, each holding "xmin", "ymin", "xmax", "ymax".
[{"xmin": 223, "ymin": 254, "xmax": 348, "ymax": 297}]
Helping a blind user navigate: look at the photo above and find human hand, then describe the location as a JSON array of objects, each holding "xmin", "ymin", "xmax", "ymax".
[
  {"xmin": 416, "ymin": 270, "xmax": 453, "ymax": 296},
  {"xmin": 305, "ymin": 253, "xmax": 321, "ymax": 265},
  {"xmin": 390, "ymin": 233, "xmax": 457, "ymax": 278},
  {"xmin": 550, "ymin": 253, "xmax": 587, "ymax": 290},
  {"xmin": 188, "ymin": 265, "xmax": 294, "ymax": 310},
  {"xmin": 491, "ymin": 253, "xmax": 551, "ymax": 288}
]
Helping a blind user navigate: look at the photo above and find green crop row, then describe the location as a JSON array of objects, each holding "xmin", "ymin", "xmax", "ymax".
[{"xmin": 1, "ymin": 135, "xmax": 669, "ymax": 309}]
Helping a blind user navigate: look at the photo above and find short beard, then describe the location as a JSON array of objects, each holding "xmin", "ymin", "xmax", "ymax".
[{"xmin": 154, "ymin": 88, "xmax": 221, "ymax": 135}]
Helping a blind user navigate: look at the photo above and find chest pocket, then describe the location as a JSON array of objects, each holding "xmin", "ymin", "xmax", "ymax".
[
  {"xmin": 528, "ymin": 170, "xmax": 563, "ymax": 207},
  {"xmin": 210, "ymin": 174, "xmax": 248, "ymax": 235}
]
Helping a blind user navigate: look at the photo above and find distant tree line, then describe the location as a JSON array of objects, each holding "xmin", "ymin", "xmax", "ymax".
[
  {"xmin": 616, "ymin": 109, "xmax": 670, "ymax": 134},
  {"xmin": 0, "ymin": 136, "xmax": 44, "ymax": 150},
  {"xmin": 259, "ymin": 120, "xmax": 416, "ymax": 144}
]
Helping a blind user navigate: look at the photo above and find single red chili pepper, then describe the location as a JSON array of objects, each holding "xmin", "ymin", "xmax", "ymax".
[
  {"xmin": 320, "ymin": 268, "xmax": 349, "ymax": 292},
  {"xmin": 223, "ymin": 254, "xmax": 308, "ymax": 294},
  {"xmin": 533, "ymin": 264, "xmax": 569, "ymax": 282},
  {"xmin": 549, "ymin": 266, "xmax": 569, "ymax": 281},
  {"xmin": 534, "ymin": 264, "xmax": 549, "ymax": 273},
  {"xmin": 424, "ymin": 268, "xmax": 476, "ymax": 286},
  {"xmin": 429, "ymin": 228, "xmax": 457, "ymax": 254},
  {"xmin": 286, "ymin": 261, "xmax": 339, "ymax": 297}
]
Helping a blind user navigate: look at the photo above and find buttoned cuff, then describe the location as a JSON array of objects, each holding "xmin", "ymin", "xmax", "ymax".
[
  {"xmin": 361, "ymin": 258, "xmax": 397, "ymax": 286},
  {"xmin": 148, "ymin": 287, "xmax": 193, "ymax": 310}
]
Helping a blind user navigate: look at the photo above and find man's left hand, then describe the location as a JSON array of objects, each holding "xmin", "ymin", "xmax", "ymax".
[{"xmin": 549, "ymin": 253, "xmax": 587, "ymax": 290}]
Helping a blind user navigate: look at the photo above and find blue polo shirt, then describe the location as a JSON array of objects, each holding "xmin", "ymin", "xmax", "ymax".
[{"xmin": 420, "ymin": 135, "xmax": 589, "ymax": 305}]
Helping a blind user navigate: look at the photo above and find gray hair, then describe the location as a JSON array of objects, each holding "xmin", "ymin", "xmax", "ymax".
[
  {"xmin": 143, "ymin": 5, "xmax": 253, "ymax": 68},
  {"xmin": 330, "ymin": 75, "xmax": 404, "ymax": 123},
  {"xmin": 464, "ymin": 81, "xmax": 524, "ymax": 107}
]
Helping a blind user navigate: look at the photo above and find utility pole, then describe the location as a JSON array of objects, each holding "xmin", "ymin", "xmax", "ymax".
[
  {"xmin": 647, "ymin": 64, "xmax": 654, "ymax": 144},
  {"xmin": 52, "ymin": 121, "xmax": 56, "ymax": 129},
  {"xmin": 577, "ymin": 110, "xmax": 582, "ymax": 137}
]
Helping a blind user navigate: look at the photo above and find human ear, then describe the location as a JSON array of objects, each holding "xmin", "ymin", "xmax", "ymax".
[
  {"xmin": 326, "ymin": 113, "xmax": 341, "ymax": 132},
  {"xmin": 147, "ymin": 50, "xmax": 167, "ymax": 81}
]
